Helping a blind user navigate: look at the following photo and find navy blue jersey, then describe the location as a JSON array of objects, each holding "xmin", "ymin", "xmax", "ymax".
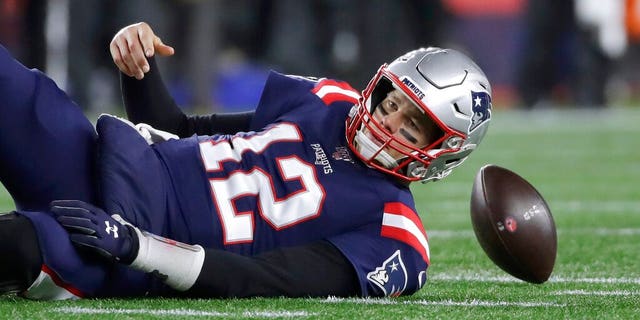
[{"xmin": 31, "ymin": 72, "xmax": 431, "ymax": 298}]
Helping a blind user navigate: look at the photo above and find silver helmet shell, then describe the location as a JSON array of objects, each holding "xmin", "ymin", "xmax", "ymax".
[{"xmin": 345, "ymin": 47, "xmax": 492, "ymax": 183}]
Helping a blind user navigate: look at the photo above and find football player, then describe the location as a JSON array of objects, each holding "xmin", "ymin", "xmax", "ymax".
[{"xmin": 0, "ymin": 22, "xmax": 491, "ymax": 299}]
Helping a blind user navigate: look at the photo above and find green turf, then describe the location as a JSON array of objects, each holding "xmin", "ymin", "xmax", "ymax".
[{"xmin": 0, "ymin": 108, "xmax": 639, "ymax": 319}]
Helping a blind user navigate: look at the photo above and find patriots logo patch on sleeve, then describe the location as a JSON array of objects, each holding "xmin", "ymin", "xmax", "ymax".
[
  {"xmin": 366, "ymin": 250, "xmax": 408, "ymax": 297},
  {"xmin": 469, "ymin": 91, "xmax": 491, "ymax": 132}
]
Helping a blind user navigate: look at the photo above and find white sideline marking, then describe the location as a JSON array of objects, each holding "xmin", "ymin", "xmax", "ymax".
[
  {"xmin": 432, "ymin": 274, "xmax": 640, "ymax": 285},
  {"xmin": 551, "ymin": 277, "xmax": 640, "ymax": 285},
  {"xmin": 556, "ymin": 201, "xmax": 640, "ymax": 214},
  {"xmin": 412, "ymin": 299, "xmax": 565, "ymax": 308},
  {"xmin": 53, "ymin": 307, "xmax": 315, "ymax": 318},
  {"xmin": 576, "ymin": 228, "xmax": 640, "ymax": 236},
  {"xmin": 553, "ymin": 290, "xmax": 639, "ymax": 296},
  {"xmin": 427, "ymin": 227, "xmax": 640, "ymax": 239},
  {"xmin": 428, "ymin": 230, "xmax": 474, "ymax": 238},
  {"xmin": 425, "ymin": 200, "xmax": 640, "ymax": 215},
  {"xmin": 323, "ymin": 297, "xmax": 564, "ymax": 307}
]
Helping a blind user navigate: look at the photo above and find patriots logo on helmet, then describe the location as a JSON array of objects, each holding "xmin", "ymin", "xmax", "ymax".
[
  {"xmin": 366, "ymin": 250, "xmax": 408, "ymax": 297},
  {"xmin": 469, "ymin": 91, "xmax": 491, "ymax": 132}
]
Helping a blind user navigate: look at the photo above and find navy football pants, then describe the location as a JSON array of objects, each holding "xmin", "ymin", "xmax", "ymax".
[
  {"xmin": 0, "ymin": 45, "xmax": 163, "ymax": 297},
  {"xmin": 0, "ymin": 44, "xmax": 97, "ymax": 211}
]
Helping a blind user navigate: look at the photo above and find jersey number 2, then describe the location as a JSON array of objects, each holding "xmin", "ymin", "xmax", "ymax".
[{"xmin": 200, "ymin": 123, "xmax": 325, "ymax": 244}]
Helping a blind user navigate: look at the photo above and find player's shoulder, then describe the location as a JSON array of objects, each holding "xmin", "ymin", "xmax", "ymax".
[
  {"xmin": 372, "ymin": 179, "xmax": 416, "ymax": 208},
  {"xmin": 283, "ymin": 73, "xmax": 322, "ymax": 83},
  {"xmin": 310, "ymin": 77, "xmax": 360, "ymax": 106},
  {"xmin": 267, "ymin": 72, "xmax": 360, "ymax": 105},
  {"xmin": 263, "ymin": 71, "xmax": 318, "ymax": 91}
]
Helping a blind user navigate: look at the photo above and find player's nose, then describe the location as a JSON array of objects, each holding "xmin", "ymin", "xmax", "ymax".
[{"xmin": 381, "ymin": 111, "xmax": 402, "ymax": 133}]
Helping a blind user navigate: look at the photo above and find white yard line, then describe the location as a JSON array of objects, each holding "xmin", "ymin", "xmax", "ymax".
[
  {"xmin": 323, "ymin": 297, "xmax": 565, "ymax": 307},
  {"xmin": 427, "ymin": 230, "xmax": 474, "ymax": 238},
  {"xmin": 427, "ymin": 227, "xmax": 640, "ymax": 239},
  {"xmin": 411, "ymin": 299, "xmax": 565, "ymax": 307},
  {"xmin": 53, "ymin": 289, "xmax": 637, "ymax": 318},
  {"xmin": 552, "ymin": 201, "xmax": 640, "ymax": 214},
  {"xmin": 553, "ymin": 290, "xmax": 639, "ymax": 296},
  {"xmin": 550, "ymin": 277, "xmax": 640, "ymax": 285},
  {"xmin": 572, "ymin": 228, "xmax": 640, "ymax": 236},
  {"xmin": 53, "ymin": 307, "xmax": 315, "ymax": 318},
  {"xmin": 431, "ymin": 274, "xmax": 640, "ymax": 285},
  {"xmin": 423, "ymin": 200, "xmax": 640, "ymax": 215}
]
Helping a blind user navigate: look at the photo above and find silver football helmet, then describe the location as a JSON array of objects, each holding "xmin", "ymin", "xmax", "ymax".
[{"xmin": 345, "ymin": 47, "xmax": 492, "ymax": 183}]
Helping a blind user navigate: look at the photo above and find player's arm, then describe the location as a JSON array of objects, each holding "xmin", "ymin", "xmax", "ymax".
[
  {"xmin": 190, "ymin": 240, "xmax": 359, "ymax": 298},
  {"xmin": 51, "ymin": 200, "xmax": 360, "ymax": 298},
  {"xmin": 120, "ymin": 56, "xmax": 254, "ymax": 137},
  {"xmin": 111, "ymin": 22, "xmax": 255, "ymax": 137}
]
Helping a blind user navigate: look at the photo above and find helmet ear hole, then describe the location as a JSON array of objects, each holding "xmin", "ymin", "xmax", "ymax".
[{"xmin": 452, "ymin": 102, "xmax": 468, "ymax": 117}]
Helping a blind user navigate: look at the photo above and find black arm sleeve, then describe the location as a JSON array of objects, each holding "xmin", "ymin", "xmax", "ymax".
[
  {"xmin": 120, "ymin": 57, "xmax": 255, "ymax": 137},
  {"xmin": 120, "ymin": 56, "xmax": 185, "ymax": 134},
  {"xmin": 186, "ymin": 240, "xmax": 360, "ymax": 298}
]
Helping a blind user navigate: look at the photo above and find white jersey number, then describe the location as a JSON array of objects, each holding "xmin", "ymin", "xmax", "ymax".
[{"xmin": 199, "ymin": 123, "xmax": 325, "ymax": 244}]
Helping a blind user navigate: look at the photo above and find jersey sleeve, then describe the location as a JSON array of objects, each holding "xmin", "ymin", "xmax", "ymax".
[
  {"xmin": 249, "ymin": 71, "xmax": 360, "ymax": 131},
  {"xmin": 249, "ymin": 72, "xmax": 316, "ymax": 130},
  {"xmin": 326, "ymin": 203, "xmax": 430, "ymax": 297}
]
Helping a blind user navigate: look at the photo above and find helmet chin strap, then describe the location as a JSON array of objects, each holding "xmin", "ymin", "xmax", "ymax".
[{"xmin": 354, "ymin": 130, "xmax": 398, "ymax": 169}]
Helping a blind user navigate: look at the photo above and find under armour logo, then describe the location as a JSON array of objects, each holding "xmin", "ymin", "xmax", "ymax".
[{"xmin": 105, "ymin": 221, "xmax": 119, "ymax": 238}]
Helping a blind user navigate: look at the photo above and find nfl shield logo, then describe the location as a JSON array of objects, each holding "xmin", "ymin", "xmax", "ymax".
[{"xmin": 469, "ymin": 91, "xmax": 491, "ymax": 132}]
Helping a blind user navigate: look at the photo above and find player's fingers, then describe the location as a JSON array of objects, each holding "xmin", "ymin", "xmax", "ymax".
[
  {"xmin": 110, "ymin": 27, "xmax": 138, "ymax": 77},
  {"xmin": 69, "ymin": 232, "xmax": 118, "ymax": 261},
  {"xmin": 69, "ymin": 233, "xmax": 99, "ymax": 247},
  {"xmin": 109, "ymin": 43, "xmax": 133, "ymax": 77},
  {"xmin": 50, "ymin": 207, "xmax": 97, "ymax": 227},
  {"xmin": 51, "ymin": 199, "xmax": 105, "ymax": 214},
  {"xmin": 119, "ymin": 38, "xmax": 144, "ymax": 79},
  {"xmin": 123, "ymin": 32, "xmax": 148, "ymax": 79},
  {"xmin": 153, "ymin": 36, "xmax": 175, "ymax": 57},
  {"xmin": 51, "ymin": 199, "xmax": 90, "ymax": 210},
  {"xmin": 56, "ymin": 216, "xmax": 97, "ymax": 235},
  {"xmin": 136, "ymin": 23, "xmax": 156, "ymax": 58},
  {"xmin": 68, "ymin": 233, "xmax": 112, "ymax": 256},
  {"xmin": 112, "ymin": 37, "xmax": 136, "ymax": 77}
]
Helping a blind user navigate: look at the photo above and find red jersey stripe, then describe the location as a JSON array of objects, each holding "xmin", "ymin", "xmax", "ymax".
[
  {"xmin": 41, "ymin": 264, "xmax": 84, "ymax": 298},
  {"xmin": 381, "ymin": 202, "xmax": 430, "ymax": 263}
]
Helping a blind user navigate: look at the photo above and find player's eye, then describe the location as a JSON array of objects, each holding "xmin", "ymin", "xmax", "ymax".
[
  {"xmin": 386, "ymin": 100, "xmax": 398, "ymax": 111},
  {"xmin": 376, "ymin": 103, "xmax": 389, "ymax": 116}
]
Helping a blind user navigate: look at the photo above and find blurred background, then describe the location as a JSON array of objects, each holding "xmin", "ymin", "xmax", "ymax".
[{"xmin": 1, "ymin": 0, "xmax": 640, "ymax": 114}]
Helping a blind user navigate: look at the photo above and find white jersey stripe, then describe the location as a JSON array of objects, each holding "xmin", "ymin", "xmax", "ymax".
[
  {"xmin": 314, "ymin": 85, "xmax": 361, "ymax": 100},
  {"xmin": 382, "ymin": 212, "xmax": 431, "ymax": 261}
]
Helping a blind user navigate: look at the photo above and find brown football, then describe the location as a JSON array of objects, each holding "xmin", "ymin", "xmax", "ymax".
[{"xmin": 470, "ymin": 164, "xmax": 557, "ymax": 283}]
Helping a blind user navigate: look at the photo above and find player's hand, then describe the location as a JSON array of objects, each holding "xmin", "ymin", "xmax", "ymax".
[
  {"xmin": 110, "ymin": 22, "xmax": 174, "ymax": 80},
  {"xmin": 51, "ymin": 200, "xmax": 138, "ymax": 264}
]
